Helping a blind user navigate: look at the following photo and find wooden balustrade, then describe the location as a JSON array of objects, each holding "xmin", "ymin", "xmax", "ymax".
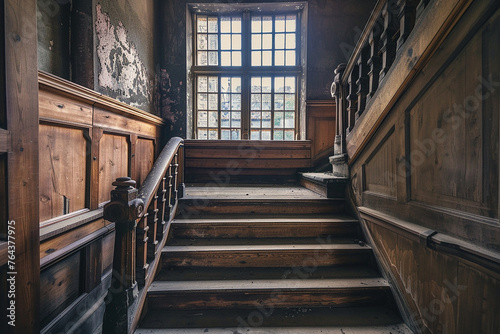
[
  {"xmin": 334, "ymin": 0, "xmax": 432, "ymax": 153},
  {"xmin": 102, "ymin": 137, "xmax": 184, "ymax": 334}
]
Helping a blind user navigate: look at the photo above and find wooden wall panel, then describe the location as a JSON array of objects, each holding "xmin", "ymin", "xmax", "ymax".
[
  {"xmin": 39, "ymin": 124, "xmax": 88, "ymax": 222},
  {"xmin": 306, "ymin": 100, "xmax": 336, "ymax": 165},
  {"xmin": 134, "ymin": 137, "xmax": 155, "ymax": 187},
  {"xmin": 38, "ymin": 89, "xmax": 93, "ymax": 126},
  {"xmin": 184, "ymin": 140, "xmax": 312, "ymax": 183},
  {"xmin": 408, "ymin": 29, "xmax": 496, "ymax": 218},
  {"xmin": 98, "ymin": 133, "xmax": 129, "ymax": 205},
  {"xmin": 348, "ymin": 3, "xmax": 500, "ymax": 334},
  {"xmin": 101, "ymin": 232, "xmax": 115, "ymax": 275},
  {"xmin": 457, "ymin": 263, "xmax": 500, "ymax": 333},
  {"xmin": 40, "ymin": 252, "xmax": 81, "ymax": 327},
  {"xmin": 363, "ymin": 128, "xmax": 396, "ymax": 198}
]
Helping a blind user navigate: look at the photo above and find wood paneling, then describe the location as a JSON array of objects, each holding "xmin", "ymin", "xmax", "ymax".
[
  {"xmin": 40, "ymin": 252, "xmax": 81, "ymax": 327},
  {"xmin": 39, "ymin": 124, "xmax": 88, "ymax": 222},
  {"xmin": 363, "ymin": 128, "xmax": 396, "ymax": 198},
  {"xmin": 184, "ymin": 140, "xmax": 312, "ymax": 183},
  {"xmin": 409, "ymin": 27, "xmax": 497, "ymax": 218},
  {"xmin": 38, "ymin": 89, "xmax": 93, "ymax": 126},
  {"xmin": 94, "ymin": 106, "xmax": 159, "ymax": 137},
  {"xmin": 37, "ymin": 59, "xmax": 164, "ymax": 333},
  {"xmin": 101, "ymin": 232, "xmax": 114, "ymax": 274},
  {"xmin": 306, "ymin": 100, "xmax": 336, "ymax": 165},
  {"xmin": 457, "ymin": 263, "xmax": 500, "ymax": 333},
  {"xmin": 346, "ymin": 2, "xmax": 500, "ymax": 333},
  {"xmin": 98, "ymin": 133, "xmax": 129, "ymax": 205},
  {"xmin": 40, "ymin": 218, "xmax": 108, "ymax": 262},
  {"xmin": 134, "ymin": 137, "xmax": 155, "ymax": 187}
]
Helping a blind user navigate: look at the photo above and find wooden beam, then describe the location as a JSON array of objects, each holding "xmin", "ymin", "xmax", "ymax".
[{"xmin": 4, "ymin": 0, "xmax": 40, "ymax": 332}]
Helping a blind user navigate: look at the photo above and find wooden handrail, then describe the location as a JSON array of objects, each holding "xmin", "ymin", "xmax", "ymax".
[
  {"xmin": 333, "ymin": 0, "xmax": 430, "ymax": 155},
  {"xmin": 101, "ymin": 137, "xmax": 184, "ymax": 334}
]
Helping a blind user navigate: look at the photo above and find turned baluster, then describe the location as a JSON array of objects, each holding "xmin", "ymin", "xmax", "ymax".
[
  {"xmin": 356, "ymin": 45, "xmax": 370, "ymax": 119},
  {"xmin": 367, "ymin": 26, "xmax": 382, "ymax": 103},
  {"xmin": 396, "ymin": 0, "xmax": 418, "ymax": 50},
  {"xmin": 167, "ymin": 164, "xmax": 174, "ymax": 220},
  {"xmin": 146, "ymin": 195, "xmax": 159, "ymax": 259},
  {"xmin": 346, "ymin": 65, "xmax": 359, "ymax": 132},
  {"xmin": 156, "ymin": 177, "xmax": 168, "ymax": 240},
  {"xmin": 379, "ymin": 0, "xmax": 399, "ymax": 82},
  {"xmin": 135, "ymin": 213, "xmax": 149, "ymax": 286},
  {"xmin": 416, "ymin": 0, "xmax": 431, "ymax": 20}
]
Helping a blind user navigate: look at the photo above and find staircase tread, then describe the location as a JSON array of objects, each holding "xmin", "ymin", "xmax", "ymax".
[
  {"xmin": 158, "ymin": 265, "xmax": 381, "ymax": 281},
  {"xmin": 163, "ymin": 243, "xmax": 371, "ymax": 252},
  {"xmin": 172, "ymin": 215, "xmax": 358, "ymax": 224},
  {"xmin": 135, "ymin": 325, "xmax": 413, "ymax": 333},
  {"xmin": 167, "ymin": 237, "xmax": 365, "ymax": 246},
  {"xmin": 136, "ymin": 306, "xmax": 412, "ymax": 332},
  {"xmin": 184, "ymin": 185, "xmax": 328, "ymax": 200},
  {"xmin": 149, "ymin": 277, "xmax": 389, "ymax": 293}
]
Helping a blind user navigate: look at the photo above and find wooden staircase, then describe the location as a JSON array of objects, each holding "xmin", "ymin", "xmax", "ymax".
[{"xmin": 135, "ymin": 185, "xmax": 412, "ymax": 333}]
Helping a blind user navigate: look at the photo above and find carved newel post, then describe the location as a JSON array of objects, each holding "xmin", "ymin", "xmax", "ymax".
[
  {"xmin": 329, "ymin": 64, "xmax": 350, "ymax": 178},
  {"xmin": 103, "ymin": 177, "xmax": 144, "ymax": 334}
]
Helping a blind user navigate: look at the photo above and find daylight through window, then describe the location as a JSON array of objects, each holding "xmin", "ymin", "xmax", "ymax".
[{"xmin": 193, "ymin": 11, "xmax": 302, "ymax": 140}]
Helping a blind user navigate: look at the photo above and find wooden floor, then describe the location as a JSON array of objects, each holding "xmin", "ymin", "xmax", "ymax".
[{"xmin": 184, "ymin": 184, "xmax": 326, "ymax": 200}]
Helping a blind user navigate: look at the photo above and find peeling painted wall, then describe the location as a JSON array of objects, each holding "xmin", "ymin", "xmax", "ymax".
[
  {"xmin": 159, "ymin": 0, "xmax": 377, "ymax": 138},
  {"xmin": 95, "ymin": 1, "xmax": 156, "ymax": 113}
]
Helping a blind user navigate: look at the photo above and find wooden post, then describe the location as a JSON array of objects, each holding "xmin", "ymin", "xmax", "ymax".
[
  {"xmin": 4, "ymin": 0, "xmax": 40, "ymax": 332},
  {"xmin": 331, "ymin": 64, "xmax": 346, "ymax": 155},
  {"xmin": 103, "ymin": 177, "xmax": 144, "ymax": 334}
]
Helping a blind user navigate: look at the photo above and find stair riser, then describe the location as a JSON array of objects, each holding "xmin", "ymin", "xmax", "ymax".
[
  {"xmin": 162, "ymin": 250, "xmax": 374, "ymax": 268},
  {"xmin": 170, "ymin": 222, "xmax": 360, "ymax": 239},
  {"xmin": 177, "ymin": 200, "xmax": 344, "ymax": 217},
  {"xmin": 299, "ymin": 177, "xmax": 348, "ymax": 199},
  {"xmin": 147, "ymin": 289, "xmax": 391, "ymax": 310}
]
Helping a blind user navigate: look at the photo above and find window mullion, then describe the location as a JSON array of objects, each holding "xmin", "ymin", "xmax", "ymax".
[{"xmin": 241, "ymin": 12, "xmax": 251, "ymax": 139}]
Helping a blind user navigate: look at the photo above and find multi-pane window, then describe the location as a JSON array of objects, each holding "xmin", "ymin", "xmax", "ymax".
[{"xmin": 193, "ymin": 12, "xmax": 301, "ymax": 140}]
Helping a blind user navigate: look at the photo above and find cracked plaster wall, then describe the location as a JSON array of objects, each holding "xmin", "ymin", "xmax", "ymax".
[{"xmin": 95, "ymin": 1, "xmax": 156, "ymax": 113}]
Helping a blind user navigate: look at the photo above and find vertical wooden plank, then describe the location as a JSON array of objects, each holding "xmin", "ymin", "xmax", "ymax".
[
  {"xmin": 90, "ymin": 127, "xmax": 103, "ymax": 210},
  {"xmin": 129, "ymin": 134, "xmax": 138, "ymax": 186},
  {"xmin": 4, "ymin": 0, "xmax": 40, "ymax": 333}
]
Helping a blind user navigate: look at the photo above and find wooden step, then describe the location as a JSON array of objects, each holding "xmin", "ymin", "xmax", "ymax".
[
  {"xmin": 166, "ymin": 237, "xmax": 365, "ymax": 246},
  {"xmin": 136, "ymin": 325, "xmax": 413, "ymax": 334},
  {"xmin": 177, "ymin": 198, "xmax": 345, "ymax": 216},
  {"xmin": 147, "ymin": 278, "xmax": 391, "ymax": 310},
  {"xmin": 157, "ymin": 264, "xmax": 381, "ymax": 281},
  {"xmin": 162, "ymin": 243, "xmax": 374, "ymax": 268},
  {"xmin": 136, "ymin": 306, "xmax": 411, "ymax": 331},
  {"xmin": 169, "ymin": 216, "xmax": 360, "ymax": 239},
  {"xmin": 299, "ymin": 173, "xmax": 349, "ymax": 198}
]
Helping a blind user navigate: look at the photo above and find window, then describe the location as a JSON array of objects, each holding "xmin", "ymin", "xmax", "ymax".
[{"xmin": 190, "ymin": 7, "xmax": 304, "ymax": 140}]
